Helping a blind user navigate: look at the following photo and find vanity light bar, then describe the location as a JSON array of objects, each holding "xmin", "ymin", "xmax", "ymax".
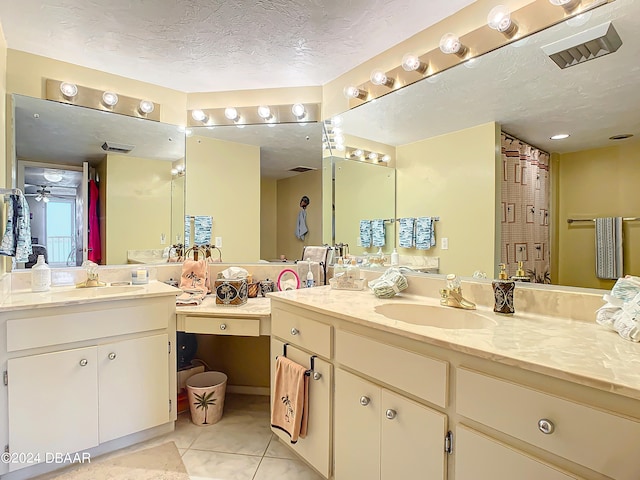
[
  {"xmin": 344, "ymin": 0, "xmax": 612, "ymax": 109},
  {"xmin": 345, "ymin": 147, "xmax": 394, "ymax": 166},
  {"xmin": 45, "ymin": 79, "xmax": 161, "ymax": 121},
  {"xmin": 186, "ymin": 103, "xmax": 321, "ymax": 127}
]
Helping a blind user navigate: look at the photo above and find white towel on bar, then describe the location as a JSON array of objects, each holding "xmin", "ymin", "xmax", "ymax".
[{"xmin": 595, "ymin": 217, "xmax": 623, "ymax": 279}]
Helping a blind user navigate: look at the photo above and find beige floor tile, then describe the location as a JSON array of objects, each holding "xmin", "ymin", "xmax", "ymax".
[
  {"xmin": 181, "ymin": 450, "xmax": 261, "ymax": 480},
  {"xmin": 189, "ymin": 411, "xmax": 273, "ymax": 455},
  {"xmin": 253, "ymin": 457, "xmax": 324, "ymax": 480},
  {"xmin": 263, "ymin": 434, "xmax": 298, "ymax": 460}
]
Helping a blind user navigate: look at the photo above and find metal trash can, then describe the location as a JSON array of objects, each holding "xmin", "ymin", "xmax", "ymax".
[{"xmin": 186, "ymin": 371, "xmax": 227, "ymax": 426}]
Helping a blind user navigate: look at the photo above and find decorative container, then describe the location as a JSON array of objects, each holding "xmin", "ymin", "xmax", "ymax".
[
  {"xmin": 186, "ymin": 371, "xmax": 227, "ymax": 426},
  {"xmin": 215, "ymin": 277, "xmax": 248, "ymax": 306}
]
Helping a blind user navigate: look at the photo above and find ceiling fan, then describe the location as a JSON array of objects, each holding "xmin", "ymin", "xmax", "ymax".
[{"xmin": 24, "ymin": 185, "xmax": 75, "ymax": 203}]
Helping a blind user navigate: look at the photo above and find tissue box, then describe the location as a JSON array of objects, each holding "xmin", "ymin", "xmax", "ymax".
[{"xmin": 214, "ymin": 278, "xmax": 248, "ymax": 306}]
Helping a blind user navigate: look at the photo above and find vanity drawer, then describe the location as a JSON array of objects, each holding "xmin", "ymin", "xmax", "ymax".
[
  {"xmin": 457, "ymin": 368, "xmax": 640, "ymax": 480},
  {"xmin": 181, "ymin": 316, "xmax": 260, "ymax": 336},
  {"xmin": 335, "ymin": 329, "xmax": 448, "ymax": 408},
  {"xmin": 270, "ymin": 307, "xmax": 331, "ymax": 358}
]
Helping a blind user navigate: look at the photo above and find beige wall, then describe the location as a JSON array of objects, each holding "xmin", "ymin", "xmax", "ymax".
[
  {"xmin": 396, "ymin": 122, "xmax": 499, "ymax": 277},
  {"xmin": 556, "ymin": 141, "xmax": 640, "ymax": 289},
  {"xmin": 6, "ymin": 50, "xmax": 187, "ymax": 126},
  {"xmin": 1, "ymin": 25, "xmax": 6, "ymax": 274},
  {"xmin": 276, "ymin": 170, "xmax": 323, "ymax": 261},
  {"xmin": 260, "ymin": 178, "xmax": 278, "ymax": 260},
  {"xmin": 334, "ymin": 159, "xmax": 396, "ymax": 256},
  {"xmin": 186, "ymin": 135, "xmax": 261, "ymax": 263},
  {"xmin": 103, "ymin": 154, "xmax": 172, "ymax": 265}
]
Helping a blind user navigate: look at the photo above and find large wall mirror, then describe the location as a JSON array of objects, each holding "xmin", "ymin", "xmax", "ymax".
[
  {"xmin": 185, "ymin": 122, "xmax": 324, "ymax": 263},
  {"xmin": 11, "ymin": 94, "xmax": 186, "ymax": 268},
  {"xmin": 334, "ymin": 0, "xmax": 640, "ymax": 289}
]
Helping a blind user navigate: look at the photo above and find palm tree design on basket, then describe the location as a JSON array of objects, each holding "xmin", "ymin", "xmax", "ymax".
[{"xmin": 193, "ymin": 391, "xmax": 217, "ymax": 424}]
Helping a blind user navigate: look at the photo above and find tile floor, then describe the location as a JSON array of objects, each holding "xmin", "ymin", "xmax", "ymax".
[{"xmin": 138, "ymin": 393, "xmax": 323, "ymax": 480}]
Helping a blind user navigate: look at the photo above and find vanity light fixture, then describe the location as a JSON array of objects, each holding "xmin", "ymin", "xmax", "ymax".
[
  {"xmin": 370, "ymin": 70, "xmax": 395, "ymax": 88},
  {"xmin": 550, "ymin": 133, "xmax": 570, "ymax": 140},
  {"xmin": 401, "ymin": 53, "xmax": 429, "ymax": 74},
  {"xmin": 439, "ymin": 33, "xmax": 468, "ymax": 57},
  {"xmin": 59, "ymin": 82, "xmax": 78, "ymax": 98},
  {"xmin": 224, "ymin": 107, "xmax": 240, "ymax": 121},
  {"xmin": 549, "ymin": 0, "xmax": 581, "ymax": 13},
  {"xmin": 291, "ymin": 103, "xmax": 306, "ymax": 119},
  {"xmin": 102, "ymin": 91, "xmax": 119, "ymax": 107},
  {"xmin": 191, "ymin": 109, "xmax": 208, "ymax": 123},
  {"xmin": 487, "ymin": 5, "xmax": 518, "ymax": 37},
  {"xmin": 343, "ymin": 85, "xmax": 367, "ymax": 100},
  {"xmin": 138, "ymin": 100, "xmax": 155, "ymax": 115}
]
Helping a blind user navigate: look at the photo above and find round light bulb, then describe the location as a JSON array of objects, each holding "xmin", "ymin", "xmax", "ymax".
[
  {"xmin": 102, "ymin": 91, "xmax": 119, "ymax": 107},
  {"xmin": 381, "ymin": 154, "xmax": 391, "ymax": 163},
  {"xmin": 191, "ymin": 110, "xmax": 207, "ymax": 122},
  {"xmin": 333, "ymin": 133, "xmax": 345, "ymax": 145},
  {"xmin": 171, "ymin": 168, "xmax": 179, "ymax": 176},
  {"xmin": 291, "ymin": 103, "xmax": 306, "ymax": 118},
  {"xmin": 343, "ymin": 86, "xmax": 362, "ymax": 99},
  {"xmin": 353, "ymin": 149, "xmax": 363, "ymax": 157},
  {"xmin": 139, "ymin": 100, "xmax": 154, "ymax": 114},
  {"xmin": 257, "ymin": 105, "xmax": 271, "ymax": 119},
  {"xmin": 334, "ymin": 143, "xmax": 345, "ymax": 151},
  {"xmin": 368, "ymin": 152, "xmax": 379, "ymax": 161},
  {"xmin": 59, "ymin": 82, "xmax": 78, "ymax": 98},
  {"xmin": 370, "ymin": 70, "xmax": 388, "ymax": 86},
  {"xmin": 224, "ymin": 107, "xmax": 239, "ymax": 121},
  {"xmin": 487, "ymin": 5, "xmax": 512, "ymax": 32},
  {"xmin": 401, "ymin": 53, "xmax": 425, "ymax": 73},
  {"xmin": 439, "ymin": 33, "xmax": 462, "ymax": 55},
  {"xmin": 331, "ymin": 115, "xmax": 343, "ymax": 127}
]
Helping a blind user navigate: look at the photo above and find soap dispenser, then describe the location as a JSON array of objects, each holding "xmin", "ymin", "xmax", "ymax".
[
  {"xmin": 492, "ymin": 263, "xmax": 515, "ymax": 314},
  {"xmin": 31, "ymin": 255, "xmax": 51, "ymax": 292},
  {"xmin": 511, "ymin": 261, "xmax": 531, "ymax": 282}
]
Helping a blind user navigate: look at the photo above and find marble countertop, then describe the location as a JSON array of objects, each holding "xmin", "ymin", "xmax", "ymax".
[
  {"xmin": 269, "ymin": 286, "xmax": 640, "ymax": 401},
  {"xmin": 0, "ymin": 281, "xmax": 181, "ymax": 312},
  {"xmin": 176, "ymin": 296, "xmax": 270, "ymax": 318}
]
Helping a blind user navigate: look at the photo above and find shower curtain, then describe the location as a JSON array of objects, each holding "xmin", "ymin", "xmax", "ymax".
[{"xmin": 500, "ymin": 133, "xmax": 550, "ymax": 283}]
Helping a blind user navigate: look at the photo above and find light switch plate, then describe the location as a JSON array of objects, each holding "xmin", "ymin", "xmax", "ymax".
[
  {"xmin": 441, "ymin": 237, "xmax": 449, "ymax": 250},
  {"xmin": 215, "ymin": 237, "xmax": 222, "ymax": 248}
]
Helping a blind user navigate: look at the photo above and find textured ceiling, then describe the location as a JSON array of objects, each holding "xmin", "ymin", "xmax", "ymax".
[{"xmin": 0, "ymin": 0, "xmax": 475, "ymax": 92}]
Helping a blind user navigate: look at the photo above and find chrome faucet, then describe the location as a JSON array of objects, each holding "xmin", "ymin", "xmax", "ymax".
[
  {"xmin": 76, "ymin": 260, "xmax": 106, "ymax": 288},
  {"xmin": 440, "ymin": 274, "xmax": 476, "ymax": 310}
]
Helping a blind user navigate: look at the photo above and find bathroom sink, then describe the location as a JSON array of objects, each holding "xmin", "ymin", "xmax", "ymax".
[{"xmin": 374, "ymin": 303, "xmax": 496, "ymax": 329}]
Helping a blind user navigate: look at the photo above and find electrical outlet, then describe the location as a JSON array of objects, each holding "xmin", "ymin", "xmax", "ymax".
[
  {"xmin": 215, "ymin": 237, "xmax": 222, "ymax": 248},
  {"xmin": 441, "ymin": 237, "xmax": 449, "ymax": 250},
  {"xmin": 357, "ymin": 238, "xmax": 362, "ymax": 247},
  {"xmin": 160, "ymin": 233, "xmax": 166, "ymax": 245}
]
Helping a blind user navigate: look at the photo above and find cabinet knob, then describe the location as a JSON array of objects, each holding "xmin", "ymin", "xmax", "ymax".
[
  {"xmin": 313, "ymin": 371, "xmax": 322, "ymax": 381},
  {"xmin": 108, "ymin": 352, "xmax": 117, "ymax": 360},
  {"xmin": 359, "ymin": 396, "xmax": 371, "ymax": 406},
  {"xmin": 538, "ymin": 418, "xmax": 555, "ymax": 435},
  {"xmin": 290, "ymin": 327, "xmax": 299, "ymax": 336},
  {"xmin": 385, "ymin": 409, "xmax": 397, "ymax": 420},
  {"xmin": 220, "ymin": 323, "xmax": 227, "ymax": 330},
  {"xmin": 79, "ymin": 359, "xmax": 88, "ymax": 367}
]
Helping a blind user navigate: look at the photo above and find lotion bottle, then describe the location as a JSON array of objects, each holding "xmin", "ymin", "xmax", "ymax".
[
  {"xmin": 390, "ymin": 248, "xmax": 399, "ymax": 266},
  {"xmin": 306, "ymin": 265, "xmax": 315, "ymax": 288},
  {"xmin": 347, "ymin": 258, "xmax": 360, "ymax": 282},
  {"xmin": 492, "ymin": 263, "xmax": 515, "ymax": 314},
  {"xmin": 31, "ymin": 255, "xmax": 51, "ymax": 292}
]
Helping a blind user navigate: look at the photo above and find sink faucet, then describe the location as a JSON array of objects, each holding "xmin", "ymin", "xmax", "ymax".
[
  {"xmin": 76, "ymin": 261, "xmax": 106, "ymax": 288},
  {"xmin": 440, "ymin": 274, "xmax": 476, "ymax": 310}
]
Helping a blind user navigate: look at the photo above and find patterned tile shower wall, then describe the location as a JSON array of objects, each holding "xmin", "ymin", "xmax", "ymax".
[{"xmin": 500, "ymin": 134, "xmax": 550, "ymax": 283}]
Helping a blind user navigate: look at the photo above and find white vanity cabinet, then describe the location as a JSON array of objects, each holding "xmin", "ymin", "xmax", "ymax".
[
  {"xmin": 270, "ymin": 306, "xmax": 333, "ymax": 479},
  {"xmin": 1, "ymin": 293, "xmax": 177, "ymax": 474},
  {"xmin": 334, "ymin": 368, "xmax": 448, "ymax": 480}
]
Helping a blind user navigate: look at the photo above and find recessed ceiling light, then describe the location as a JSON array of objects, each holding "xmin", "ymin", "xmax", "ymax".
[
  {"xmin": 550, "ymin": 134, "xmax": 570, "ymax": 140},
  {"xmin": 609, "ymin": 134, "xmax": 634, "ymax": 140}
]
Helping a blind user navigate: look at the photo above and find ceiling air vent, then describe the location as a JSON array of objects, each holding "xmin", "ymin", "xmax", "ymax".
[
  {"xmin": 541, "ymin": 21, "xmax": 622, "ymax": 69},
  {"xmin": 289, "ymin": 166, "xmax": 316, "ymax": 173},
  {"xmin": 101, "ymin": 141, "xmax": 135, "ymax": 153}
]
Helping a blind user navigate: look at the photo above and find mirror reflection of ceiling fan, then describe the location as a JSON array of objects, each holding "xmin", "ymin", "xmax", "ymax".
[{"xmin": 24, "ymin": 185, "xmax": 76, "ymax": 203}]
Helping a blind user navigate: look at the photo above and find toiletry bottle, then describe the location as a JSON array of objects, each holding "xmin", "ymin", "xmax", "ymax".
[
  {"xmin": 306, "ymin": 265, "xmax": 315, "ymax": 288},
  {"xmin": 31, "ymin": 255, "xmax": 51, "ymax": 292},
  {"xmin": 493, "ymin": 263, "xmax": 515, "ymax": 314},
  {"xmin": 511, "ymin": 261, "xmax": 531, "ymax": 282},
  {"xmin": 333, "ymin": 258, "xmax": 345, "ymax": 279},
  {"xmin": 347, "ymin": 258, "xmax": 360, "ymax": 283},
  {"xmin": 391, "ymin": 248, "xmax": 399, "ymax": 266}
]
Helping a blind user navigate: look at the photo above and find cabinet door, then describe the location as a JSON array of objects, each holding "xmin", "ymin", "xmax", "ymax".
[
  {"xmin": 334, "ymin": 368, "xmax": 381, "ymax": 480},
  {"xmin": 381, "ymin": 389, "xmax": 447, "ymax": 480},
  {"xmin": 270, "ymin": 339, "xmax": 332, "ymax": 479},
  {"xmin": 456, "ymin": 425, "xmax": 576, "ymax": 480},
  {"xmin": 98, "ymin": 334, "xmax": 170, "ymax": 443},
  {"xmin": 7, "ymin": 347, "xmax": 98, "ymax": 471}
]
